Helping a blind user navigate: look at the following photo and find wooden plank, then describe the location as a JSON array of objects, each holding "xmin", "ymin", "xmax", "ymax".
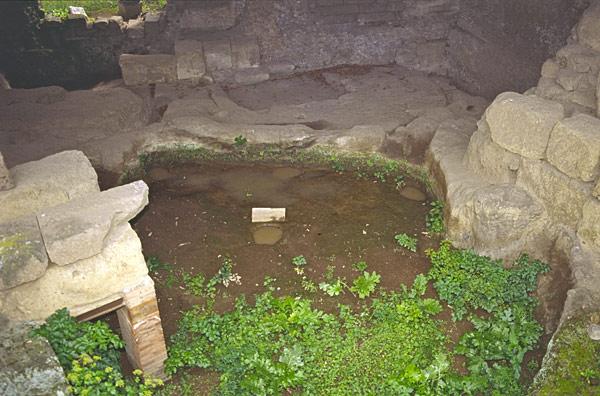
[{"xmin": 252, "ymin": 208, "xmax": 286, "ymax": 223}]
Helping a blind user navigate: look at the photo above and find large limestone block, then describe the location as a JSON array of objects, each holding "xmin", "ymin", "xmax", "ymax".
[
  {"xmin": 0, "ymin": 152, "xmax": 13, "ymax": 191},
  {"xmin": 204, "ymin": 40, "xmax": 233, "ymax": 72},
  {"xmin": 0, "ymin": 322, "xmax": 68, "ymax": 395},
  {"xmin": 516, "ymin": 158, "xmax": 592, "ymax": 227},
  {"xmin": 470, "ymin": 184, "xmax": 544, "ymax": 251},
  {"xmin": 0, "ymin": 225, "xmax": 148, "ymax": 322},
  {"xmin": 486, "ymin": 92, "xmax": 565, "ymax": 159},
  {"xmin": 547, "ymin": 114, "xmax": 600, "ymax": 182},
  {"xmin": 466, "ymin": 119, "xmax": 521, "ymax": 183},
  {"xmin": 579, "ymin": 198, "xmax": 600, "ymax": 251},
  {"xmin": 577, "ymin": 1, "xmax": 600, "ymax": 53},
  {"xmin": 38, "ymin": 181, "xmax": 149, "ymax": 266},
  {"xmin": 174, "ymin": 40, "xmax": 206, "ymax": 81},
  {"xmin": 0, "ymin": 216, "xmax": 48, "ymax": 291},
  {"xmin": 119, "ymin": 54, "xmax": 176, "ymax": 86},
  {"xmin": 0, "ymin": 151, "xmax": 99, "ymax": 224}
]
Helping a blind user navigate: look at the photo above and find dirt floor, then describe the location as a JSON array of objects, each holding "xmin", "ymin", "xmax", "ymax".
[{"xmin": 93, "ymin": 161, "xmax": 561, "ymax": 393}]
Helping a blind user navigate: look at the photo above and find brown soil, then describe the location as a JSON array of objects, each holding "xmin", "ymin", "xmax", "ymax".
[{"xmin": 97, "ymin": 160, "xmax": 565, "ymax": 393}]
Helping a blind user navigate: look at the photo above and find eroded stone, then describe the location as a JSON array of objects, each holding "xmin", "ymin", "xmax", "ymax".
[
  {"xmin": 0, "ymin": 216, "xmax": 48, "ymax": 291},
  {"xmin": 486, "ymin": 92, "xmax": 564, "ymax": 159},
  {"xmin": 38, "ymin": 181, "xmax": 149, "ymax": 266},
  {"xmin": 119, "ymin": 54, "xmax": 177, "ymax": 86},
  {"xmin": 578, "ymin": 198, "xmax": 600, "ymax": 251},
  {"xmin": 0, "ymin": 152, "xmax": 13, "ymax": 191},
  {"xmin": 547, "ymin": 114, "xmax": 600, "ymax": 182},
  {"xmin": 175, "ymin": 40, "xmax": 206, "ymax": 81}
]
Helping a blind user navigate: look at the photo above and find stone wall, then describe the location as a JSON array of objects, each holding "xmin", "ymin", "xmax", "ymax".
[
  {"xmin": 0, "ymin": 150, "xmax": 168, "ymax": 378},
  {"xmin": 0, "ymin": 0, "xmax": 587, "ymax": 96}
]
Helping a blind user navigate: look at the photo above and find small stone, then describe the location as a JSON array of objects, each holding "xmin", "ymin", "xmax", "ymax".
[
  {"xmin": 588, "ymin": 324, "xmax": 600, "ymax": 340},
  {"xmin": 68, "ymin": 6, "xmax": 87, "ymax": 20},
  {"xmin": 234, "ymin": 68, "xmax": 269, "ymax": 85},
  {"xmin": 399, "ymin": 186, "xmax": 427, "ymax": 201}
]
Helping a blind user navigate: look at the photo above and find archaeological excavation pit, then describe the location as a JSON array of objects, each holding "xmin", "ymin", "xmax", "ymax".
[{"xmin": 1, "ymin": 1, "xmax": 600, "ymax": 395}]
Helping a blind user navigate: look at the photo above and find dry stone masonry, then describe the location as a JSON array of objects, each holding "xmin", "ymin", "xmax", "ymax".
[{"xmin": 0, "ymin": 151, "xmax": 167, "ymax": 379}]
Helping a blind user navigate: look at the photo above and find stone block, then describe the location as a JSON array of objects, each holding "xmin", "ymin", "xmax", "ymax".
[
  {"xmin": 516, "ymin": 158, "xmax": 592, "ymax": 228},
  {"xmin": 0, "ymin": 151, "xmax": 99, "ymax": 224},
  {"xmin": 466, "ymin": 119, "xmax": 521, "ymax": 183},
  {"xmin": 577, "ymin": 2, "xmax": 600, "ymax": 53},
  {"xmin": 0, "ymin": 216, "xmax": 48, "ymax": 290},
  {"xmin": 0, "ymin": 224, "xmax": 148, "ymax": 322},
  {"xmin": 0, "ymin": 152, "xmax": 13, "ymax": 191},
  {"xmin": 203, "ymin": 40, "xmax": 232, "ymax": 72},
  {"xmin": 174, "ymin": 40, "xmax": 206, "ymax": 81},
  {"xmin": 179, "ymin": 2, "xmax": 243, "ymax": 32},
  {"xmin": 144, "ymin": 11, "xmax": 164, "ymax": 37},
  {"xmin": 541, "ymin": 59, "xmax": 560, "ymax": 79},
  {"xmin": 234, "ymin": 68, "xmax": 270, "ymax": 85},
  {"xmin": 38, "ymin": 181, "xmax": 149, "ymax": 266},
  {"xmin": 0, "ymin": 322, "xmax": 68, "ymax": 395},
  {"xmin": 547, "ymin": 114, "xmax": 600, "ymax": 182},
  {"xmin": 486, "ymin": 92, "xmax": 565, "ymax": 159},
  {"xmin": 330, "ymin": 125, "xmax": 386, "ymax": 152},
  {"xmin": 578, "ymin": 198, "xmax": 600, "ymax": 251},
  {"xmin": 119, "ymin": 54, "xmax": 176, "ymax": 86},
  {"xmin": 231, "ymin": 37, "xmax": 260, "ymax": 69}
]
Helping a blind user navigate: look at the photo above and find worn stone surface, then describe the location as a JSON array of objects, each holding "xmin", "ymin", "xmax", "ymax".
[
  {"xmin": 0, "ymin": 224, "xmax": 148, "ymax": 322},
  {"xmin": 0, "ymin": 151, "xmax": 98, "ymax": 224},
  {"xmin": 177, "ymin": 0, "xmax": 243, "ymax": 32},
  {"xmin": 486, "ymin": 92, "xmax": 565, "ymax": 159},
  {"xmin": 384, "ymin": 116, "xmax": 440, "ymax": 162},
  {"xmin": 577, "ymin": 1, "xmax": 600, "ymax": 53},
  {"xmin": 0, "ymin": 152, "xmax": 13, "ymax": 191},
  {"xmin": 517, "ymin": 158, "xmax": 592, "ymax": 228},
  {"xmin": 327, "ymin": 126, "xmax": 386, "ymax": 152},
  {"xmin": 578, "ymin": 198, "xmax": 600, "ymax": 251},
  {"xmin": 0, "ymin": 322, "xmax": 68, "ymax": 396},
  {"xmin": 174, "ymin": 40, "xmax": 205, "ymax": 81},
  {"xmin": 231, "ymin": 37, "xmax": 260, "ymax": 69},
  {"xmin": 465, "ymin": 118, "xmax": 521, "ymax": 183},
  {"xmin": 203, "ymin": 40, "xmax": 233, "ymax": 72},
  {"xmin": 0, "ymin": 216, "xmax": 48, "ymax": 291},
  {"xmin": 119, "ymin": 54, "xmax": 176, "ymax": 86},
  {"xmin": 38, "ymin": 181, "xmax": 149, "ymax": 266},
  {"xmin": 234, "ymin": 68, "xmax": 270, "ymax": 85},
  {"xmin": 547, "ymin": 114, "xmax": 600, "ymax": 182},
  {"xmin": 470, "ymin": 184, "xmax": 545, "ymax": 254}
]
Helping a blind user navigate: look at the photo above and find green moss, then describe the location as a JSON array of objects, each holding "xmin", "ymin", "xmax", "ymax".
[
  {"xmin": 119, "ymin": 143, "xmax": 432, "ymax": 192},
  {"xmin": 0, "ymin": 233, "xmax": 28, "ymax": 255},
  {"xmin": 534, "ymin": 315, "xmax": 600, "ymax": 396}
]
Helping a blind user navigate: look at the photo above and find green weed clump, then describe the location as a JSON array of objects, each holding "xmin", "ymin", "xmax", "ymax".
[{"xmin": 33, "ymin": 308, "xmax": 162, "ymax": 395}]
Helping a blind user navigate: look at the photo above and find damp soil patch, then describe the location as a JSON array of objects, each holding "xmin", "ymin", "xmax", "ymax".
[{"xmin": 123, "ymin": 156, "xmax": 560, "ymax": 395}]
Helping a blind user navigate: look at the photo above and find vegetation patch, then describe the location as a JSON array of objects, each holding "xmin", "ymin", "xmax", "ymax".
[
  {"xmin": 162, "ymin": 240, "xmax": 549, "ymax": 395},
  {"xmin": 33, "ymin": 308, "xmax": 162, "ymax": 395},
  {"xmin": 40, "ymin": 0, "xmax": 167, "ymax": 19},
  {"xmin": 533, "ymin": 315, "xmax": 600, "ymax": 396}
]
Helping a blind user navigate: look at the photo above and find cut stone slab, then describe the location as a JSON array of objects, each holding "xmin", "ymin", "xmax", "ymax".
[
  {"xmin": 517, "ymin": 158, "xmax": 592, "ymax": 228},
  {"xmin": 547, "ymin": 114, "xmax": 600, "ymax": 182},
  {"xmin": 252, "ymin": 208, "xmax": 286, "ymax": 223},
  {"xmin": 234, "ymin": 68, "xmax": 270, "ymax": 85},
  {"xmin": 231, "ymin": 37, "xmax": 260, "ymax": 69},
  {"xmin": 38, "ymin": 181, "xmax": 149, "ymax": 266},
  {"xmin": 486, "ymin": 92, "xmax": 565, "ymax": 159},
  {"xmin": 0, "ymin": 216, "xmax": 48, "ymax": 291},
  {"xmin": 0, "ymin": 152, "xmax": 13, "ymax": 191},
  {"xmin": 119, "ymin": 54, "xmax": 176, "ymax": 86},
  {"xmin": 328, "ymin": 125, "xmax": 386, "ymax": 152},
  {"xmin": 0, "ymin": 322, "xmax": 68, "ymax": 395},
  {"xmin": 0, "ymin": 151, "xmax": 99, "ymax": 224},
  {"xmin": 174, "ymin": 40, "xmax": 206, "ymax": 81},
  {"xmin": 203, "ymin": 40, "xmax": 232, "ymax": 72},
  {"xmin": 578, "ymin": 198, "xmax": 600, "ymax": 251},
  {"xmin": 0, "ymin": 225, "xmax": 148, "ymax": 322}
]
